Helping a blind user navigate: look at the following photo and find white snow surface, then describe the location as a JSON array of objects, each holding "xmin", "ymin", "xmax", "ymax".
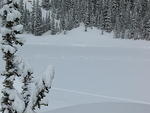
[
  {"xmin": 0, "ymin": 26, "xmax": 150, "ymax": 113},
  {"xmin": 1, "ymin": 45, "xmax": 16, "ymax": 54},
  {"xmin": 42, "ymin": 65, "xmax": 55, "ymax": 88},
  {"xmin": 44, "ymin": 103, "xmax": 150, "ymax": 113}
]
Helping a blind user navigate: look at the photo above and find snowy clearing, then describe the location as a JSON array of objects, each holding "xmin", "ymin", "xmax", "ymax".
[{"xmin": 0, "ymin": 27, "xmax": 150, "ymax": 113}]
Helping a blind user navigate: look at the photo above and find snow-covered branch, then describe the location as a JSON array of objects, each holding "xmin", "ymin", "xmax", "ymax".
[{"xmin": 29, "ymin": 66, "xmax": 54, "ymax": 111}]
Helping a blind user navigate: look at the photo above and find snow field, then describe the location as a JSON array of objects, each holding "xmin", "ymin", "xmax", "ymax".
[{"xmin": 0, "ymin": 27, "xmax": 150, "ymax": 112}]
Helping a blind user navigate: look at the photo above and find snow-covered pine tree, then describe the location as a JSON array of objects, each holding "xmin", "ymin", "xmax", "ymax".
[
  {"xmin": 143, "ymin": 15, "xmax": 150, "ymax": 40},
  {"xmin": 34, "ymin": 0, "xmax": 42, "ymax": 36},
  {"xmin": 19, "ymin": 0, "xmax": 24, "ymax": 24},
  {"xmin": 128, "ymin": 3, "xmax": 139, "ymax": 39},
  {"xmin": 94, "ymin": 0, "xmax": 102, "ymax": 29},
  {"xmin": 111, "ymin": 0, "xmax": 118, "ymax": 28},
  {"xmin": 47, "ymin": 11, "xmax": 51, "ymax": 31},
  {"xmin": 141, "ymin": 0, "xmax": 148, "ymax": 18},
  {"xmin": 101, "ymin": 0, "xmax": 112, "ymax": 33},
  {"xmin": 72, "ymin": 0, "xmax": 79, "ymax": 28},
  {"xmin": 0, "ymin": 0, "xmax": 25, "ymax": 112},
  {"xmin": 79, "ymin": 0, "xmax": 87, "ymax": 24},
  {"xmin": 31, "ymin": 0, "xmax": 36, "ymax": 34},
  {"xmin": 0, "ymin": 0, "xmax": 54, "ymax": 113},
  {"xmin": 118, "ymin": 0, "xmax": 126, "ymax": 39},
  {"xmin": 51, "ymin": 12, "xmax": 56, "ymax": 35},
  {"xmin": 84, "ymin": 1, "xmax": 90, "ymax": 32},
  {"xmin": 22, "ymin": 4, "xmax": 28, "ymax": 31},
  {"xmin": 26, "ymin": 10, "xmax": 32, "ymax": 33}
]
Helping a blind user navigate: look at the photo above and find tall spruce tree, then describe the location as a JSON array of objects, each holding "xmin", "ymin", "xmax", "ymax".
[
  {"xmin": 0, "ymin": 0, "xmax": 25, "ymax": 112},
  {"xmin": 0, "ymin": 0, "xmax": 54, "ymax": 113},
  {"xmin": 34, "ymin": 0, "xmax": 42, "ymax": 36},
  {"xmin": 31, "ymin": 0, "xmax": 36, "ymax": 34}
]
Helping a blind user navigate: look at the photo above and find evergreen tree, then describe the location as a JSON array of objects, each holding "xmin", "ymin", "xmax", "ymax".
[
  {"xmin": 0, "ymin": 0, "xmax": 25, "ymax": 112},
  {"xmin": 101, "ymin": 0, "xmax": 112, "ymax": 32},
  {"xmin": 31, "ymin": 0, "xmax": 36, "ymax": 34},
  {"xmin": 19, "ymin": 0, "xmax": 24, "ymax": 24},
  {"xmin": 0, "ymin": 0, "xmax": 54, "ymax": 113},
  {"xmin": 51, "ymin": 12, "xmax": 56, "ymax": 35},
  {"xmin": 34, "ymin": 0, "xmax": 42, "ymax": 36}
]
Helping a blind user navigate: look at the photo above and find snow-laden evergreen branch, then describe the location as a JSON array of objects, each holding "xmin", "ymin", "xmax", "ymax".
[{"xmin": 26, "ymin": 66, "xmax": 54, "ymax": 112}]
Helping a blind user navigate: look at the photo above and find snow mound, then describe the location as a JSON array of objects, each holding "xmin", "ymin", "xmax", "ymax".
[{"xmin": 44, "ymin": 102, "xmax": 150, "ymax": 113}]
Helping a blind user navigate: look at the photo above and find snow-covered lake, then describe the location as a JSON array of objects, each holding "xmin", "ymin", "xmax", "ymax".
[{"xmin": 0, "ymin": 27, "xmax": 150, "ymax": 113}]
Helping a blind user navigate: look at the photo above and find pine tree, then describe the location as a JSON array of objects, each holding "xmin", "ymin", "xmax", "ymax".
[
  {"xmin": 31, "ymin": 0, "xmax": 36, "ymax": 34},
  {"xmin": 101, "ymin": 0, "xmax": 112, "ymax": 32},
  {"xmin": 0, "ymin": 0, "xmax": 54, "ymax": 113},
  {"xmin": 0, "ymin": 0, "xmax": 25, "ymax": 112},
  {"xmin": 111, "ymin": 0, "xmax": 119, "ymax": 28},
  {"xmin": 94, "ymin": 0, "xmax": 103, "ymax": 29},
  {"xmin": 19, "ymin": 0, "xmax": 24, "ymax": 24},
  {"xmin": 142, "ymin": 11, "xmax": 150, "ymax": 40},
  {"xmin": 34, "ymin": 0, "xmax": 42, "ymax": 36},
  {"xmin": 51, "ymin": 12, "xmax": 56, "ymax": 35},
  {"xmin": 22, "ymin": 4, "xmax": 28, "ymax": 31},
  {"xmin": 84, "ymin": 0, "xmax": 90, "ymax": 31},
  {"xmin": 141, "ymin": 0, "xmax": 148, "ymax": 18}
]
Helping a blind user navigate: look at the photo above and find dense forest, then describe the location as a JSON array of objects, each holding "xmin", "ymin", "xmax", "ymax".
[{"xmin": 1, "ymin": 0, "xmax": 150, "ymax": 40}]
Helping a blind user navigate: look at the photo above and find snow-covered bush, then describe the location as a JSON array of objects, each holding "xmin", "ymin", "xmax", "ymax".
[{"xmin": 0, "ymin": 0, "xmax": 54, "ymax": 113}]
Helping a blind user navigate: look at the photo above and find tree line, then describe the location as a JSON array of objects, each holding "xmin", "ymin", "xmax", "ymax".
[
  {"xmin": 52, "ymin": 0, "xmax": 150, "ymax": 40},
  {"xmin": 1, "ymin": 0, "xmax": 150, "ymax": 40}
]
